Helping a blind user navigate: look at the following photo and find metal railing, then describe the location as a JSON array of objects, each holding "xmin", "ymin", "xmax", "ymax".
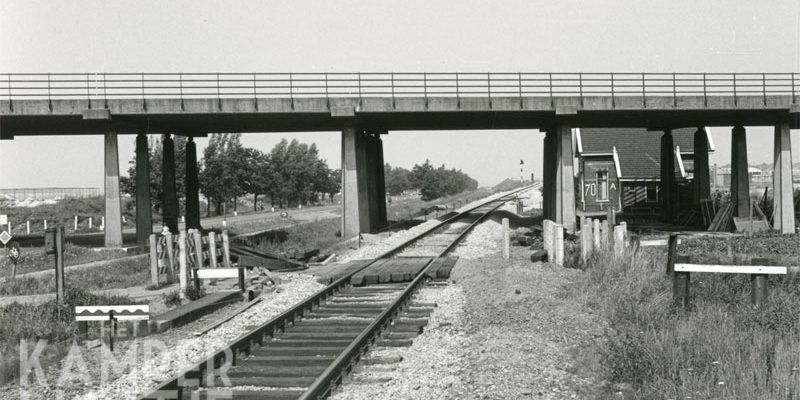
[{"xmin": 1, "ymin": 72, "xmax": 798, "ymax": 106}]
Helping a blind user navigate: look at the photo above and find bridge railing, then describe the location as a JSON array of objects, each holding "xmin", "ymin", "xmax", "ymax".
[{"xmin": 1, "ymin": 72, "xmax": 797, "ymax": 105}]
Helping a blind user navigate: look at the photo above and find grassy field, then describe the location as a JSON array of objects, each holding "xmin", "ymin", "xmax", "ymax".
[
  {"xmin": 1, "ymin": 196, "xmax": 137, "ymax": 234},
  {"xmin": 0, "ymin": 256, "xmax": 150, "ymax": 296},
  {"xmin": 0, "ymin": 243, "xmax": 131, "ymax": 278},
  {"xmin": 567, "ymin": 233, "xmax": 800, "ymax": 399},
  {"xmin": 0, "ymin": 288, "xmax": 135, "ymax": 384}
]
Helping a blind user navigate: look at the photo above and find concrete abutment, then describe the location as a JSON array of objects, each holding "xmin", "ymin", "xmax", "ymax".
[{"xmin": 103, "ymin": 131, "xmax": 123, "ymax": 247}]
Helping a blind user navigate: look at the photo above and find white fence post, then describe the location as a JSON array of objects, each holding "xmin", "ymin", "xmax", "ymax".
[
  {"xmin": 554, "ymin": 223, "xmax": 564, "ymax": 266},
  {"xmin": 26, "ymin": 221, "xmax": 30, "ymax": 234},
  {"xmin": 614, "ymin": 225, "xmax": 625, "ymax": 255},
  {"xmin": 501, "ymin": 218, "xmax": 510, "ymax": 259},
  {"xmin": 178, "ymin": 231, "xmax": 188, "ymax": 298}
]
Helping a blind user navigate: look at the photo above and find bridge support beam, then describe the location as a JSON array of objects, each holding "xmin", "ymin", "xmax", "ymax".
[
  {"xmin": 342, "ymin": 127, "xmax": 370, "ymax": 238},
  {"xmin": 554, "ymin": 125, "xmax": 576, "ymax": 232},
  {"xmin": 104, "ymin": 131, "xmax": 123, "ymax": 247},
  {"xmin": 730, "ymin": 125, "xmax": 750, "ymax": 217},
  {"xmin": 185, "ymin": 137, "xmax": 202, "ymax": 230},
  {"xmin": 366, "ymin": 132, "xmax": 387, "ymax": 230},
  {"xmin": 135, "ymin": 133, "xmax": 152, "ymax": 244},
  {"xmin": 692, "ymin": 127, "xmax": 711, "ymax": 205},
  {"xmin": 773, "ymin": 122, "xmax": 795, "ymax": 234},
  {"xmin": 542, "ymin": 130, "xmax": 555, "ymax": 220},
  {"xmin": 161, "ymin": 134, "xmax": 179, "ymax": 234},
  {"xmin": 660, "ymin": 130, "xmax": 676, "ymax": 222}
]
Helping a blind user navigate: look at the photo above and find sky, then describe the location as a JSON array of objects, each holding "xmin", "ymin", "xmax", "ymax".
[{"xmin": 0, "ymin": 0, "xmax": 799, "ymax": 188}]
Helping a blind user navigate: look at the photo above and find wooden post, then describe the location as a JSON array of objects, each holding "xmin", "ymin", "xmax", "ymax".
[
  {"xmin": 581, "ymin": 220, "xmax": 592, "ymax": 263},
  {"xmin": 43, "ymin": 219, "xmax": 47, "ymax": 231},
  {"xmin": 222, "ymin": 230, "xmax": 232, "ymax": 268},
  {"xmin": 501, "ymin": 218, "xmax": 510, "ymax": 259},
  {"xmin": 673, "ymin": 272, "xmax": 690, "ymax": 309},
  {"xmin": 238, "ymin": 267, "xmax": 246, "ymax": 294},
  {"xmin": 164, "ymin": 232, "xmax": 175, "ymax": 278},
  {"xmin": 89, "ymin": 217, "xmax": 93, "ymax": 229},
  {"xmin": 178, "ymin": 230, "xmax": 188, "ymax": 298},
  {"xmin": 554, "ymin": 223, "xmax": 564, "ymax": 266},
  {"xmin": 208, "ymin": 231, "xmax": 218, "ymax": 268},
  {"xmin": 606, "ymin": 207, "xmax": 615, "ymax": 226},
  {"xmin": 601, "ymin": 219, "xmax": 609, "ymax": 249},
  {"xmin": 593, "ymin": 219, "xmax": 601, "ymax": 249},
  {"xmin": 614, "ymin": 225, "xmax": 625, "ymax": 255},
  {"xmin": 620, "ymin": 221, "xmax": 627, "ymax": 246},
  {"xmin": 149, "ymin": 234, "xmax": 158, "ymax": 286},
  {"xmin": 666, "ymin": 233, "xmax": 678, "ymax": 273},
  {"xmin": 26, "ymin": 221, "xmax": 30, "ymax": 235},
  {"xmin": 751, "ymin": 274, "xmax": 768, "ymax": 306},
  {"xmin": 74, "ymin": 216, "xmax": 78, "ymax": 231},
  {"xmin": 54, "ymin": 226, "xmax": 65, "ymax": 305}
]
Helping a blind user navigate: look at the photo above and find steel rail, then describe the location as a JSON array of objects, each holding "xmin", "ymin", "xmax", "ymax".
[
  {"xmin": 137, "ymin": 187, "xmax": 530, "ymax": 400},
  {"xmin": 298, "ymin": 195, "xmax": 517, "ymax": 400}
]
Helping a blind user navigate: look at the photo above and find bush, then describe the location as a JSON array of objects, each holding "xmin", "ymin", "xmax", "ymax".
[
  {"xmin": 162, "ymin": 289, "xmax": 182, "ymax": 307},
  {"xmin": 184, "ymin": 285, "xmax": 205, "ymax": 301}
]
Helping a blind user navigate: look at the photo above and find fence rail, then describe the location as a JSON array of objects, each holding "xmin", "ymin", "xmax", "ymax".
[{"xmin": 1, "ymin": 72, "xmax": 798, "ymax": 106}]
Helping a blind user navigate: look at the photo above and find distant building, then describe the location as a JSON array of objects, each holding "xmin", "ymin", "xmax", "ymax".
[{"xmin": 575, "ymin": 128, "xmax": 713, "ymax": 217}]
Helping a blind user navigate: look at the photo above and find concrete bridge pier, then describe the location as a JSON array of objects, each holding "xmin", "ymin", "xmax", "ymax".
[
  {"xmin": 341, "ymin": 127, "xmax": 387, "ymax": 238},
  {"xmin": 184, "ymin": 136, "xmax": 202, "ymax": 230},
  {"xmin": 773, "ymin": 122, "xmax": 795, "ymax": 233},
  {"xmin": 365, "ymin": 132, "xmax": 388, "ymax": 230},
  {"xmin": 730, "ymin": 125, "xmax": 750, "ymax": 217},
  {"xmin": 161, "ymin": 134, "xmax": 179, "ymax": 233},
  {"xmin": 541, "ymin": 130, "xmax": 555, "ymax": 221},
  {"xmin": 692, "ymin": 127, "xmax": 711, "ymax": 205},
  {"xmin": 660, "ymin": 129, "xmax": 676, "ymax": 222},
  {"xmin": 103, "ymin": 131, "xmax": 123, "ymax": 247},
  {"xmin": 135, "ymin": 133, "xmax": 153, "ymax": 244},
  {"xmin": 557, "ymin": 125, "xmax": 576, "ymax": 232}
]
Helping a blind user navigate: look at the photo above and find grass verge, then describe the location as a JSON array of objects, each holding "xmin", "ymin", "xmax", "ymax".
[
  {"xmin": 0, "ymin": 256, "xmax": 150, "ymax": 296},
  {"xmin": 0, "ymin": 288, "xmax": 135, "ymax": 385},
  {"xmin": 567, "ymin": 240, "xmax": 800, "ymax": 399}
]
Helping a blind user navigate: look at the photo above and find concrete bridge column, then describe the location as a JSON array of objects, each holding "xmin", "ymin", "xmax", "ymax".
[
  {"xmin": 135, "ymin": 133, "xmax": 152, "ymax": 244},
  {"xmin": 370, "ymin": 133, "xmax": 388, "ymax": 227},
  {"xmin": 341, "ymin": 127, "xmax": 371, "ymax": 238},
  {"xmin": 103, "ymin": 131, "xmax": 123, "ymax": 247},
  {"xmin": 161, "ymin": 134, "xmax": 179, "ymax": 233},
  {"xmin": 555, "ymin": 125, "xmax": 576, "ymax": 232},
  {"xmin": 660, "ymin": 130, "xmax": 676, "ymax": 222},
  {"xmin": 730, "ymin": 125, "xmax": 750, "ymax": 217},
  {"xmin": 773, "ymin": 122, "xmax": 795, "ymax": 233},
  {"xmin": 542, "ymin": 131, "xmax": 554, "ymax": 220},
  {"xmin": 692, "ymin": 127, "xmax": 711, "ymax": 205},
  {"xmin": 185, "ymin": 136, "xmax": 202, "ymax": 230}
]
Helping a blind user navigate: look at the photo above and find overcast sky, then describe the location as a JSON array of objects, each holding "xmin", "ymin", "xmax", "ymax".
[{"xmin": 1, "ymin": 0, "xmax": 799, "ymax": 188}]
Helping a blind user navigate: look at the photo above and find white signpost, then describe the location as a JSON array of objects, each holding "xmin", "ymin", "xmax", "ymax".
[{"xmin": 0, "ymin": 214, "xmax": 7, "ymax": 226}]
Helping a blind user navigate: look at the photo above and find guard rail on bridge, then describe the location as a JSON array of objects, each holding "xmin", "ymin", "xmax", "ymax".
[{"xmin": 2, "ymin": 72, "xmax": 798, "ymax": 108}]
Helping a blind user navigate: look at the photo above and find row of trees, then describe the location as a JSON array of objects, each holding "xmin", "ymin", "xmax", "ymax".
[
  {"xmin": 385, "ymin": 160, "xmax": 478, "ymax": 201},
  {"xmin": 121, "ymin": 134, "xmax": 341, "ymax": 216}
]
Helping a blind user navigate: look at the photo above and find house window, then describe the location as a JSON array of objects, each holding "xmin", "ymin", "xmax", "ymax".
[
  {"xmin": 596, "ymin": 171, "xmax": 609, "ymax": 201},
  {"xmin": 646, "ymin": 184, "xmax": 658, "ymax": 203}
]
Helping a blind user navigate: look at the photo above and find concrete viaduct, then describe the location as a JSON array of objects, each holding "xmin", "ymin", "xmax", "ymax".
[{"xmin": 1, "ymin": 72, "xmax": 798, "ymax": 247}]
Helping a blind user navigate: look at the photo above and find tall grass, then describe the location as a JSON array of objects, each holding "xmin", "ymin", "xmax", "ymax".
[
  {"xmin": 570, "ymin": 245, "xmax": 800, "ymax": 399},
  {"xmin": 0, "ymin": 256, "xmax": 150, "ymax": 296}
]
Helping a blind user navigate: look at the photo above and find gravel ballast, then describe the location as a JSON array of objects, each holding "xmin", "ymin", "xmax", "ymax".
[
  {"xmin": 9, "ymin": 273, "xmax": 324, "ymax": 400},
  {"xmin": 331, "ymin": 221, "xmax": 605, "ymax": 399}
]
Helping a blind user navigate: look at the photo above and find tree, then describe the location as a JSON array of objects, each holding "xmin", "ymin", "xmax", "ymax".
[
  {"xmin": 384, "ymin": 164, "xmax": 413, "ymax": 195},
  {"xmin": 199, "ymin": 133, "xmax": 244, "ymax": 216},
  {"xmin": 121, "ymin": 135, "xmax": 187, "ymax": 213}
]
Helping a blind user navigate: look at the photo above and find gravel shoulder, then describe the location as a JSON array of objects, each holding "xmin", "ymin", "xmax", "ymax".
[{"xmin": 332, "ymin": 220, "xmax": 606, "ymax": 399}]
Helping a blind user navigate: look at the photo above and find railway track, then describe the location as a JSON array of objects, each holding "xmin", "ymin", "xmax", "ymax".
[{"xmin": 139, "ymin": 187, "xmax": 530, "ymax": 400}]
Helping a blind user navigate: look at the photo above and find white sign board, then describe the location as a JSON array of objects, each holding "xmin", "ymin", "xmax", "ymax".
[
  {"xmin": 0, "ymin": 215, "xmax": 6, "ymax": 225},
  {"xmin": 196, "ymin": 267, "xmax": 241, "ymax": 280},
  {"xmin": 74, "ymin": 305, "xmax": 150, "ymax": 321}
]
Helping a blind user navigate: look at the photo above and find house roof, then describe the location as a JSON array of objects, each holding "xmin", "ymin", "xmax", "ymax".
[{"xmin": 578, "ymin": 128, "xmax": 704, "ymax": 180}]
